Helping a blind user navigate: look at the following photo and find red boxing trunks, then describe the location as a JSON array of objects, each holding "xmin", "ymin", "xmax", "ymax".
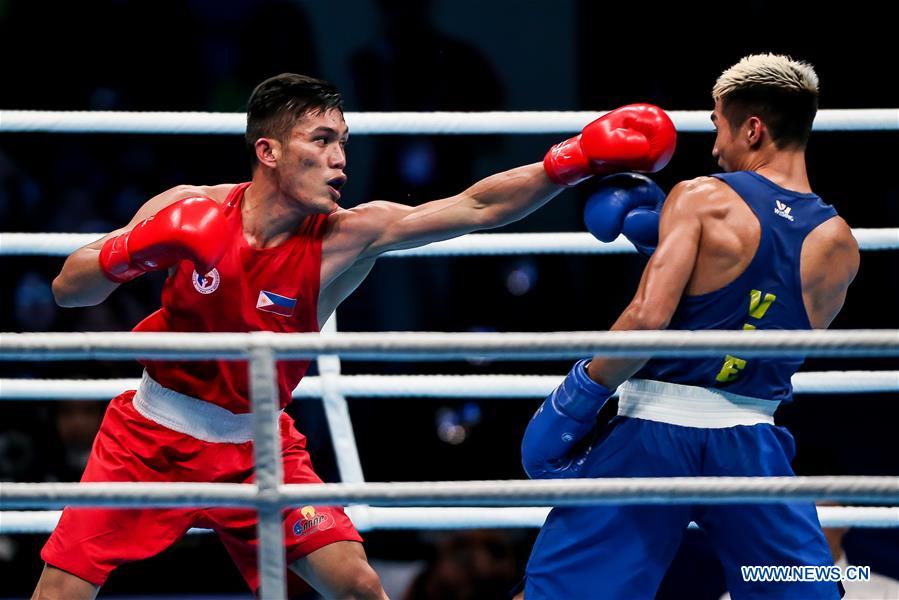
[{"xmin": 41, "ymin": 383, "xmax": 362, "ymax": 593}]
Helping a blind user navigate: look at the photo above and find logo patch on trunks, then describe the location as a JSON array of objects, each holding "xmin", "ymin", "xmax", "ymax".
[
  {"xmin": 256, "ymin": 290, "xmax": 296, "ymax": 316},
  {"xmin": 293, "ymin": 506, "xmax": 334, "ymax": 537},
  {"xmin": 192, "ymin": 269, "xmax": 220, "ymax": 294}
]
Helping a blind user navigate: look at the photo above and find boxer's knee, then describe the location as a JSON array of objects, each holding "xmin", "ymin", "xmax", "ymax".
[
  {"xmin": 290, "ymin": 541, "xmax": 386, "ymax": 600},
  {"xmin": 338, "ymin": 563, "xmax": 385, "ymax": 600}
]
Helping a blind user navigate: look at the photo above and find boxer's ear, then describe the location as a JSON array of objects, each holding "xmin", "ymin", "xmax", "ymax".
[
  {"xmin": 255, "ymin": 137, "xmax": 281, "ymax": 169},
  {"xmin": 746, "ymin": 116, "xmax": 765, "ymax": 148}
]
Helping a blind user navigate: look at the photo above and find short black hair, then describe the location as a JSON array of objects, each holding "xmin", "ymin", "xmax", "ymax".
[
  {"xmin": 720, "ymin": 86, "xmax": 818, "ymax": 150},
  {"xmin": 245, "ymin": 73, "xmax": 343, "ymax": 166}
]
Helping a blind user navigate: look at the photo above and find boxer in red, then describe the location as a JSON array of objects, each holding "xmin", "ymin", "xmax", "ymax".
[{"xmin": 35, "ymin": 73, "xmax": 676, "ymax": 599}]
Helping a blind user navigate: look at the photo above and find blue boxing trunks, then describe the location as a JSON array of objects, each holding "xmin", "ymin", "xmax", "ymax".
[{"xmin": 523, "ymin": 378, "xmax": 840, "ymax": 600}]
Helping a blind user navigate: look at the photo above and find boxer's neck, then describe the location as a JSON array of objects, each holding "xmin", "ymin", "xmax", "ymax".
[
  {"xmin": 240, "ymin": 177, "xmax": 314, "ymax": 249},
  {"xmin": 752, "ymin": 148, "xmax": 812, "ymax": 195}
]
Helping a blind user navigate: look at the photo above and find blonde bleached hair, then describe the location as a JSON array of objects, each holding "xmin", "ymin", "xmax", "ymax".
[
  {"xmin": 713, "ymin": 54, "xmax": 819, "ymax": 101},
  {"xmin": 713, "ymin": 54, "xmax": 820, "ymax": 148}
]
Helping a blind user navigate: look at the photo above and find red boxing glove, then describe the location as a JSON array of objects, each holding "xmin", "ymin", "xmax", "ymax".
[
  {"xmin": 99, "ymin": 196, "xmax": 230, "ymax": 283},
  {"xmin": 544, "ymin": 104, "xmax": 677, "ymax": 187}
]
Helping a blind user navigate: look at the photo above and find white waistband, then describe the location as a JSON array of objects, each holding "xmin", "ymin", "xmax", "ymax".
[
  {"xmin": 617, "ymin": 379, "xmax": 779, "ymax": 428},
  {"xmin": 132, "ymin": 371, "xmax": 266, "ymax": 443}
]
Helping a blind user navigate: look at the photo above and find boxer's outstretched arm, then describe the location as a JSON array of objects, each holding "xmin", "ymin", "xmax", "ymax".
[
  {"xmin": 586, "ymin": 181, "xmax": 703, "ymax": 388},
  {"xmin": 326, "ymin": 105, "xmax": 675, "ymax": 259},
  {"xmin": 348, "ymin": 162, "xmax": 562, "ymax": 258},
  {"xmin": 52, "ymin": 185, "xmax": 217, "ymax": 307}
]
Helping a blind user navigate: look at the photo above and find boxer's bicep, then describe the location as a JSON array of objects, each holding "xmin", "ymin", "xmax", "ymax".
[
  {"xmin": 800, "ymin": 216, "xmax": 860, "ymax": 328},
  {"xmin": 627, "ymin": 184, "xmax": 703, "ymax": 329}
]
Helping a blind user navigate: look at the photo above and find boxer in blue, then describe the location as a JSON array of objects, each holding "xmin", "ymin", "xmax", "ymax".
[{"xmin": 518, "ymin": 54, "xmax": 860, "ymax": 599}]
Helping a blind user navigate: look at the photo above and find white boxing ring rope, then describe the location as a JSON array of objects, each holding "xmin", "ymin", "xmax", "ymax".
[
  {"xmin": 1, "ymin": 108, "xmax": 897, "ymax": 134},
  {"xmin": 2, "ymin": 370, "xmax": 897, "ymax": 400},
  {"xmin": 1, "ymin": 333, "xmax": 899, "ymax": 598},
  {"xmin": 4, "ymin": 477, "xmax": 899, "ymax": 509},
  {"xmin": 2, "ymin": 109, "xmax": 898, "ymax": 598},
  {"xmin": 5, "ymin": 505, "xmax": 898, "ymax": 535},
  {"xmin": 2, "ymin": 330, "xmax": 899, "ymax": 361},
  {"xmin": 2, "ymin": 228, "xmax": 899, "ymax": 256}
]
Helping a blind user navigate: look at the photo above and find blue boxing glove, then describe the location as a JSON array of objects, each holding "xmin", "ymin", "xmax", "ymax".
[
  {"xmin": 521, "ymin": 359, "xmax": 614, "ymax": 479},
  {"xmin": 583, "ymin": 173, "xmax": 666, "ymax": 256}
]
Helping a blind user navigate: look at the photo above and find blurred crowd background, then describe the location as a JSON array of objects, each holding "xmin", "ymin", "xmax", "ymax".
[{"xmin": 1, "ymin": 1, "xmax": 897, "ymax": 598}]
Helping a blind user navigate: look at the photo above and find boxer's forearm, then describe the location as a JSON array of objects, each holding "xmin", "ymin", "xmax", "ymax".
[
  {"xmin": 586, "ymin": 302, "xmax": 667, "ymax": 388},
  {"xmin": 461, "ymin": 163, "xmax": 563, "ymax": 229},
  {"xmin": 53, "ymin": 245, "xmax": 120, "ymax": 307},
  {"xmin": 586, "ymin": 356, "xmax": 648, "ymax": 390}
]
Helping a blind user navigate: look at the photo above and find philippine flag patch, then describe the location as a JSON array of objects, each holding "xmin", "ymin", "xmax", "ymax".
[{"xmin": 256, "ymin": 290, "xmax": 297, "ymax": 317}]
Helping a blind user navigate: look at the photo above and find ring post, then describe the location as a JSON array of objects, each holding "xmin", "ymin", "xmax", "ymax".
[{"xmin": 250, "ymin": 345, "xmax": 287, "ymax": 600}]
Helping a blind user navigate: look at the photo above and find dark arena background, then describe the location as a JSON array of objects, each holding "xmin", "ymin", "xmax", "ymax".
[{"xmin": 1, "ymin": 1, "xmax": 896, "ymax": 598}]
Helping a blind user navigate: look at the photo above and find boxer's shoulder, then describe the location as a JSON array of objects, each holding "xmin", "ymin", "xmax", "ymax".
[
  {"xmin": 806, "ymin": 215, "xmax": 855, "ymax": 245},
  {"xmin": 671, "ymin": 176, "xmax": 730, "ymax": 200},
  {"xmin": 658, "ymin": 177, "xmax": 724, "ymax": 215},
  {"xmin": 150, "ymin": 183, "xmax": 237, "ymax": 206},
  {"xmin": 803, "ymin": 215, "xmax": 859, "ymax": 269},
  {"xmin": 663, "ymin": 177, "xmax": 747, "ymax": 225},
  {"xmin": 192, "ymin": 183, "xmax": 239, "ymax": 204}
]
